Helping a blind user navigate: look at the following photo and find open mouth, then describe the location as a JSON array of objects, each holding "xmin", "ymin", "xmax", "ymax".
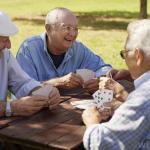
[{"xmin": 64, "ymin": 38, "xmax": 73, "ymax": 42}]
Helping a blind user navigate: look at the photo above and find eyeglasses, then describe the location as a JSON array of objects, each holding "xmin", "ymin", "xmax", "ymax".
[
  {"xmin": 53, "ymin": 23, "xmax": 78, "ymax": 33},
  {"xmin": 120, "ymin": 50, "xmax": 132, "ymax": 59}
]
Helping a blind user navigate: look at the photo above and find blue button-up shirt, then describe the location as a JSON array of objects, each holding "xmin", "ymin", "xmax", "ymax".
[
  {"xmin": 16, "ymin": 33, "xmax": 112, "ymax": 82},
  {"xmin": 0, "ymin": 49, "xmax": 40, "ymax": 101},
  {"xmin": 83, "ymin": 70, "xmax": 150, "ymax": 150}
]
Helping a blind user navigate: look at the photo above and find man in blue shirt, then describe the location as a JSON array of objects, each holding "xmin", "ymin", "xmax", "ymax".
[
  {"xmin": 82, "ymin": 19, "xmax": 150, "ymax": 149},
  {"xmin": 0, "ymin": 11, "xmax": 60, "ymax": 117},
  {"xmin": 16, "ymin": 7, "xmax": 112, "ymax": 93}
]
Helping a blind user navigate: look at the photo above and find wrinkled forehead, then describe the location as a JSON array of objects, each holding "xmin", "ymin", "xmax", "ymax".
[{"xmin": 47, "ymin": 10, "xmax": 78, "ymax": 26}]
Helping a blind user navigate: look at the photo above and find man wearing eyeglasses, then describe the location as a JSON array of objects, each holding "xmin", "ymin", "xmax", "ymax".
[
  {"xmin": 16, "ymin": 7, "xmax": 112, "ymax": 92},
  {"xmin": 82, "ymin": 19, "xmax": 150, "ymax": 149}
]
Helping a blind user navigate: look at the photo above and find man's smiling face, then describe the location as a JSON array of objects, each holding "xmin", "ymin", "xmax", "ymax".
[{"xmin": 46, "ymin": 11, "xmax": 78, "ymax": 55}]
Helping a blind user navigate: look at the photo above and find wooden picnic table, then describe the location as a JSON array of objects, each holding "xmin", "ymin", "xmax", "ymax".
[{"xmin": 0, "ymin": 88, "xmax": 92, "ymax": 150}]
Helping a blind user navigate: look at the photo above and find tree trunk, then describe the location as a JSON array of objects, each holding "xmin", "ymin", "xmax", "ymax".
[{"xmin": 140, "ymin": 0, "xmax": 147, "ymax": 19}]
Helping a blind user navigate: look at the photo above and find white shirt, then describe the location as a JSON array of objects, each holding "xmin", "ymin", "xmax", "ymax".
[{"xmin": 0, "ymin": 49, "xmax": 40, "ymax": 101}]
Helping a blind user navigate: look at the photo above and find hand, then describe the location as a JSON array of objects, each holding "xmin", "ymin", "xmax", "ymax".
[
  {"xmin": 11, "ymin": 96, "xmax": 49, "ymax": 116},
  {"xmin": 99, "ymin": 99, "xmax": 123, "ymax": 121},
  {"xmin": 98, "ymin": 106, "xmax": 112, "ymax": 121},
  {"xmin": 106, "ymin": 69, "xmax": 132, "ymax": 81},
  {"xmin": 59, "ymin": 72, "xmax": 84, "ymax": 88},
  {"xmin": 48, "ymin": 87, "xmax": 61, "ymax": 110},
  {"xmin": 99, "ymin": 77, "xmax": 128, "ymax": 101},
  {"xmin": 82, "ymin": 107, "xmax": 101, "ymax": 128},
  {"xmin": 83, "ymin": 78, "xmax": 99, "ymax": 94}
]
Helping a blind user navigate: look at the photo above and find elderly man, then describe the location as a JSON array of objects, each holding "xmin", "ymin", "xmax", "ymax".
[
  {"xmin": 82, "ymin": 19, "xmax": 150, "ymax": 150},
  {"xmin": 16, "ymin": 7, "xmax": 112, "ymax": 92},
  {"xmin": 0, "ymin": 11, "xmax": 60, "ymax": 117}
]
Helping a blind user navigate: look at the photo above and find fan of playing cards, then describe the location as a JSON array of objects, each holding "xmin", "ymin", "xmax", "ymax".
[
  {"xmin": 71, "ymin": 99, "xmax": 96, "ymax": 110},
  {"xmin": 92, "ymin": 89, "xmax": 113, "ymax": 109},
  {"xmin": 71, "ymin": 89, "xmax": 113, "ymax": 110}
]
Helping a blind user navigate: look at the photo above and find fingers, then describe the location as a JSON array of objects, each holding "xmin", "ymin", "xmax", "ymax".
[
  {"xmin": 11, "ymin": 96, "xmax": 49, "ymax": 116},
  {"xmin": 99, "ymin": 107, "xmax": 112, "ymax": 121},
  {"xmin": 106, "ymin": 69, "xmax": 117, "ymax": 78},
  {"xmin": 69, "ymin": 73, "xmax": 83, "ymax": 87},
  {"xmin": 48, "ymin": 87, "xmax": 61, "ymax": 108},
  {"xmin": 83, "ymin": 79, "xmax": 99, "ymax": 93},
  {"xmin": 84, "ymin": 78, "xmax": 99, "ymax": 88},
  {"xmin": 61, "ymin": 73, "xmax": 83, "ymax": 88},
  {"xmin": 29, "ymin": 96, "xmax": 49, "ymax": 102},
  {"xmin": 82, "ymin": 107, "xmax": 101, "ymax": 127}
]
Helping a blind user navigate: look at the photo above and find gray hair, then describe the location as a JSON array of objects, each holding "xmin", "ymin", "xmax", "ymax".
[
  {"xmin": 125, "ymin": 19, "xmax": 150, "ymax": 58},
  {"xmin": 45, "ymin": 7, "xmax": 74, "ymax": 25}
]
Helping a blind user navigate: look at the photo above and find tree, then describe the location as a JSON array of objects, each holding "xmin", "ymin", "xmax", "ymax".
[{"xmin": 140, "ymin": 0, "xmax": 147, "ymax": 19}]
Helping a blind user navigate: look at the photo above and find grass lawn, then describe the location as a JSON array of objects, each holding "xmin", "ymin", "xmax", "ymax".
[{"xmin": 1, "ymin": 0, "xmax": 150, "ymax": 69}]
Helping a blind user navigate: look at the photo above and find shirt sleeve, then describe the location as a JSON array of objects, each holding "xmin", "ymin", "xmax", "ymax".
[
  {"xmin": 77, "ymin": 42, "xmax": 112, "ymax": 77},
  {"xmin": 83, "ymin": 94, "xmax": 150, "ymax": 150},
  {"xmin": 16, "ymin": 42, "xmax": 39, "ymax": 81},
  {"xmin": 7, "ymin": 52, "xmax": 41, "ymax": 98}
]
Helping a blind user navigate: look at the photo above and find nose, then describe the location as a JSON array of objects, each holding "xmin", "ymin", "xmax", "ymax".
[{"xmin": 69, "ymin": 29, "xmax": 78, "ymax": 37}]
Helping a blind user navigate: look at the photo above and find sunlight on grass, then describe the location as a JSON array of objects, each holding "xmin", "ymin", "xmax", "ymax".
[{"xmin": 2, "ymin": 0, "xmax": 150, "ymax": 70}]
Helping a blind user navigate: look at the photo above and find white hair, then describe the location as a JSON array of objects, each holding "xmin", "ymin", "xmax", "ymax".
[
  {"xmin": 45, "ymin": 7, "xmax": 74, "ymax": 25},
  {"xmin": 125, "ymin": 19, "xmax": 150, "ymax": 58}
]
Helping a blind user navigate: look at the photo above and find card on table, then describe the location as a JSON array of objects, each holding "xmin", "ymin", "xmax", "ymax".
[
  {"xmin": 92, "ymin": 89, "xmax": 113, "ymax": 109},
  {"xmin": 76, "ymin": 69, "xmax": 96, "ymax": 82},
  {"xmin": 71, "ymin": 99, "xmax": 96, "ymax": 110},
  {"xmin": 32, "ymin": 84, "xmax": 53, "ymax": 97}
]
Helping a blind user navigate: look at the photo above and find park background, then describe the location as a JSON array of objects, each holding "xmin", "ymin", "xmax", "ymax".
[{"xmin": 1, "ymin": 0, "xmax": 150, "ymax": 69}]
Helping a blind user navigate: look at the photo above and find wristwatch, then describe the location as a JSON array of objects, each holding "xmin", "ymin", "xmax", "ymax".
[{"xmin": 5, "ymin": 101, "xmax": 12, "ymax": 117}]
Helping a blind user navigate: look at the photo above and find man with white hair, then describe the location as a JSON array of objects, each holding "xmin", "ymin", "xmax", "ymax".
[
  {"xmin": 0, "ymin": 11, "xmax": 60, "ymax": 117},
  {"xmin": 82, "ymin": 19, "xmax": 150, "ymax": 150},
  {"xmin": 16, "ymin": 7, "xmax": 112, "ymax": 93}
]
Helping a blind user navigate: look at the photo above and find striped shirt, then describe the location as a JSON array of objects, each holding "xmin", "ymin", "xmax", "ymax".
[{"xmin": 83, "ymin": 70, "xmax": 150, "ymax": 150}]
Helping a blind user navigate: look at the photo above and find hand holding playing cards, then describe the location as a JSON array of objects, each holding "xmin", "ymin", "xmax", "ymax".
[
  {"xmin": 83, "ymin": 78, "xmax": 99, "ymax": 94},
  {"xmin": 11, "ymin": 96, "xmax": 49, "ymax": 116},
  {"xmin": 31, "ymin": 84, "xmax": 61, "ymax": 110},
  {"xmin": 82, "ymin": 107, "xmax": 101, "ymax": 128},
  {"xmin": 106, "ymin": 68, "xmax": 132, "ymax": 81},
  {"xmin": 58, "ymin": 72, "xmax": 84, "ymax": 88},
  {"xmin": 48, "ymin": 87, "xmax": 61, "ymax": 110},
  {"xmin": 99, "ymin": 100, "xmax": 123, "ymax": 121},
  {"xmin": 99, "ymin": 77, "xmax": 128, "ymax": 102}
]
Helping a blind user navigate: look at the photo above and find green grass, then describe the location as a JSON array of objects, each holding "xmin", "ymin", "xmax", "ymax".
[{"xmin": 1, "ymin": 0, "xmax": 150, "ymax": 69}]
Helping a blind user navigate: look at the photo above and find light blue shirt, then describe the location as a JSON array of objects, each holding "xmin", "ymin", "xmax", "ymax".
[
  {"xmin": 83, "ymin": 70, "xmax": 150, "ymax": 150},
  {"xmin": 0, "ymin": 49, "xmax": 40, "ymax": 101},
  {"xmin": 16, "ymin": 33, "xmax": 112, "ymax": 82}
]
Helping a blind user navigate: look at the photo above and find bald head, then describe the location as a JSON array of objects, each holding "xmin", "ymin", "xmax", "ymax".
[{"xmin": 45, "ymin": 7, "xmax": 77, "ymax": 25}]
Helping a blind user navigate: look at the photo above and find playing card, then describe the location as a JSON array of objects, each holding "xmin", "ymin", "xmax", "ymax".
[
  {"xmin": 92, "ymin": 89, "xmax": 113, "ymax": 109},
  {"xmin": 71, "ymin": 99, "xmax": 96, "ymax": 109},
  {"xmin": 100, "ymin": 89, "xmax": 113, "ymax": 102},
  {"xmin": 32, "ymin": 84, "xmax": 53, "ymax": 97},
  {"xmin": 76, "ymin": 69, "xmax": 95, "ymax": 82}
]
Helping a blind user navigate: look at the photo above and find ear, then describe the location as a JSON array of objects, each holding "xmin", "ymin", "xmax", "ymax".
[
  {"xmin": 135, "ymin": 48, "xmax": 144, "ymax": 66},
  {"xmin": 45, "ymin": 24, "xmax": 51, "ymax": 32}
]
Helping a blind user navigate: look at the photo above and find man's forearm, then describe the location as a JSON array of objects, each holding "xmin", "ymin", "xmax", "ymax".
[{"xmin": 42, "ymin": 77, "xmax": 65, "ymax": 87}]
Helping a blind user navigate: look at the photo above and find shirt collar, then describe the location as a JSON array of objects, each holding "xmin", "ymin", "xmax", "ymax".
[
  {"xmin": 134, "ymin": 70, "xmax": 150, "ymax": 89},
  {"xmin": 40, "ymin": 33, "xmax": 48, "ymax": 52}
]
